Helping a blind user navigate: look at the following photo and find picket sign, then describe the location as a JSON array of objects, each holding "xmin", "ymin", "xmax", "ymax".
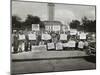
[
  {"xmin": 60, "ymin": 34, "xmax": 67, "ymax": 40},
  {"xmin": 18, "ymin": 34, "xmax": 25, "ymax": 40},
  {"xmin": 63, "ymin": 43, "xmax": 69, "ymax": 47},
  {"xmin": 68, "ymin": 40, "xmax": 76, "ymax": 47},
  {"xmin": 47, "ymin": 43, "xmax": 55, "ymax": 49},
  {"xmin": 28, "ymin": 33, "xmax": 36, "ymax": 40},
  {"xmin": 56, "ymin": 42, "xmax": 63, "ymax": 50},
  {"xmin": 42, "ymin": 34, "xmax": 51, "ymax": 40},
  {"xmin": 31, "ymin": 45, "xmax": 47, "ymax": 52},
  {"xmin": 32, "ymin": 24, "xmax": 40, "ymax": 31},
  {"xmin": 79, "ymin": 33, "xmax": 86, "ymax": 39},
  {"xmin": 70, "ymin": 29, "xmax": 77, "ymax": 35},
  {"xmin": 78, "ymin": 41, "xmax": 84, "ymax": 48}
]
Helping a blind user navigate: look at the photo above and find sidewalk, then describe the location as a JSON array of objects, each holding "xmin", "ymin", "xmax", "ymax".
[{"xmin": 12, "ymin": 50, "xmax": 88, "ymax": 61}]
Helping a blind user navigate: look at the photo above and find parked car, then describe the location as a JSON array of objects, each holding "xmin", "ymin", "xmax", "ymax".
[{"xmin": 86, "ymin": 41, "xmax": 96, "ymax": 57}]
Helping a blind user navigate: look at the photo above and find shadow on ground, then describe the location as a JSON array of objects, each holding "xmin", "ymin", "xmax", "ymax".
[{"xmin": 84, "ymin": 56, "xmax": 96, "ymax": 63}]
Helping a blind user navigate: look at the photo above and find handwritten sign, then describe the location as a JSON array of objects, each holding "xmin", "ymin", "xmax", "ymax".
[
  {"xmin": 42, "ymin": 34, "xmax": 51, "ymax": 40},
  {"xmin": 56, "ymin": 42, "xmax": 63, "ymax": 50},
  {"xmin": 63, "ymin": 43, "xmax": 69, "ymax": 47},
  {"xmin": 80, "ymin": 33, "xmax": 86, "ymax": 39},
  {"xmin": 28, "ymin": 33, "xmax": 36, "ymax": 40},
  {"xmin": 60, "ymin": 34, "xmax": 67, "ymax": 40},
  {"xmin": 18, "ymin": 34, "xmax": 25, "ymax": 40},
  {"xmin": 78, "ymin": 41, "xmax": 84, "ymax": 48},
  {"xmin": 32, "ymin": 24, "xmax": 40, "ymax": 31},
  {"xmin": 70, "ymin": 29, "xmax": 77, "ymax": 35},
  {"xmin": 47, "ymin": 43, "xmax": 55, "ymax": 49},
  {"xmin": 68, "ymin": 40, "xmax": 76, "ymax": 47}
]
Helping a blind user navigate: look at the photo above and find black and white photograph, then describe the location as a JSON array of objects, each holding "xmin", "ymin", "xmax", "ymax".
[{"xmin": 11, "ymin": 0, "xmax": 96, "ymax": 74}]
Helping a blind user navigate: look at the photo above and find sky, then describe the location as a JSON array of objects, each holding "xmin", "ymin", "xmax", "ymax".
[{"xmin": 12, "ymin": 1, "xmax": 96, "ymax": 25}]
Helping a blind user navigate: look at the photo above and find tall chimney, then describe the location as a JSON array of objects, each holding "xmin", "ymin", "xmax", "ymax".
[{"xmin": 48, "ymin": 3, "xmax": 55, "ymax": 21}]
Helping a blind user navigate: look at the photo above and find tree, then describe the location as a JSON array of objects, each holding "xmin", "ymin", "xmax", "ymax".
[
  {"xmin": 69, "ymin": 20, "xmax": 80, "ymax": 29},
  {"xmin": 24, "ymin": 15, "xmax": 41, "ymax": 28},
  {"xmin": 12, "ymin": 15, "xmax": 22, "ymax": 29},
  {"xmin": 39, "ymin": 21, "xmax": 45, "ymax": 29},
  {"xmin": 82, "ymin": 17, "xmax": 96, "ymax": 32}
]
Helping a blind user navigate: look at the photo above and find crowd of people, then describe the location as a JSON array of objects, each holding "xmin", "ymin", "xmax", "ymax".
[{"xmin": 12, "ymin": 30, "xmax": 95, "ymax": 53}]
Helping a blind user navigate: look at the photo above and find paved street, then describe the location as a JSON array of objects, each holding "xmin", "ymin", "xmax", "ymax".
[
  {"xmin": 12, "ymin": 58, "xmax": 96, "ymax": 74},
  {"xmin": 12, "ymin": 50, "xmax": 88, "ymax": 60}
]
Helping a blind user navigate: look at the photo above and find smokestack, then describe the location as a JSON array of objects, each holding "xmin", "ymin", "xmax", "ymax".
[{"xmin": 48, "ymin": 3, "xmax": 55, "ymax": 21}]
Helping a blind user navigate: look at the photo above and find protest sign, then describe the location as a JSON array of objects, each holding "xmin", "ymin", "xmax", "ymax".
[
  {"xmin": 47, "ymin": 43, "xmax": 55, "ymax": 49},
  {"xmin": 28, "ymin": 33, "xmax": 36, "ymax": 40},
  {"xmin": 70, "ymin": 29, "xmax": 77, "ymax": 35},
  {"xmin": 68, "ymin": 40, "xmax": 76, "ymax": 47},
  {"xmin": 56, "ymin": 42, "xmax": 63, "ymax": 50},
  {"xmin": 32, "ymin": 24, "xmax": 40, "ymax": 31},
  {"xmin": 60, "ymin": 34, "xmax": 67, "ymax": 40},
  {"xmin": 63, "ymin": 43, "xmax": 69, "ymax": 47},
  {"xmin": 42, "ymin": 34, "xmax": 51, "ymax": 40},
  {"xmin": 78, "ymin": 41, "xmax": 84, "ymax": 48},
  {"xmin": 79, "ymin": 33, "xmax": 86, "ymax": 39},
  {"xmin": 18, "ymin": 34, "xmax": 25, "ymax": 40}
]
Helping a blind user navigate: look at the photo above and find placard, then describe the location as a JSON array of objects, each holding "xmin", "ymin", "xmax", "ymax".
[
  {"xmin": 32, "ymin": 24, "xmax": 40, "ymax": 31},
  {"xmin": 78, "ymin": 41, "xmax": 84, "ymax": 48},
  {"xmin": 68, "ymin": 40, "xmax": 76, "ymax": 47},
  {"xmin": 56, "ymin": 42, "xmax": 63, "ymax": 50},
  {"xmin": 47, "ymin": 43, "xmax": 55, "ymax": 49},
  {"xmin": 63, "ymin": 43, "xmax": 69, "ymax": 47},
  {"xmin": 60, "ymin": 34, "xmax": 67, "ymax": 40},
  {"xmin": 42, "ymin": 34, "xmax": 51, "ymax": 40},
  {"xmin": 80, "ymin": 33, "xmax": 86, "ymax": 39},
  {"xmin": 70, "ymin": 29, "xmax": 77, "ymax": 35},
  {"xmin": 28, "ymin": 33, "xmax": 36, "ymax": 40},
  {"xmin": 18, "ymin": 34, "xmax": 25, "ymax": 40}
]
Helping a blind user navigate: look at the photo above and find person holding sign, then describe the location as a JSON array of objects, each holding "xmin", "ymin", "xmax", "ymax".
[
  {"xmin": 18, "ymin": 31, "xmax": 25, "ymax": 52},
  {"xmin": 68, "ymin": 40, "xmax": 76, "ymax": 50},
  {"xmin": 60, "ymin": 34, "xmax": 67, "ymax": 43},
  {"xmin": 56, "ymin": 42, "xmax": 63, "ymax": 50},
  {"xmin": 41, "ymin": 32, "xmax": 52, "ymax": 45},
  {"xmin": 28, "ymin": 31, "xmax": 36, "ymax": 44},
  {"xmin": 78, "ymin": 41, "xmax": 84, "ymax": 50},
  {"xmin": 13, "ymin": 31, "xmax": 19, "ymax": 53}
]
